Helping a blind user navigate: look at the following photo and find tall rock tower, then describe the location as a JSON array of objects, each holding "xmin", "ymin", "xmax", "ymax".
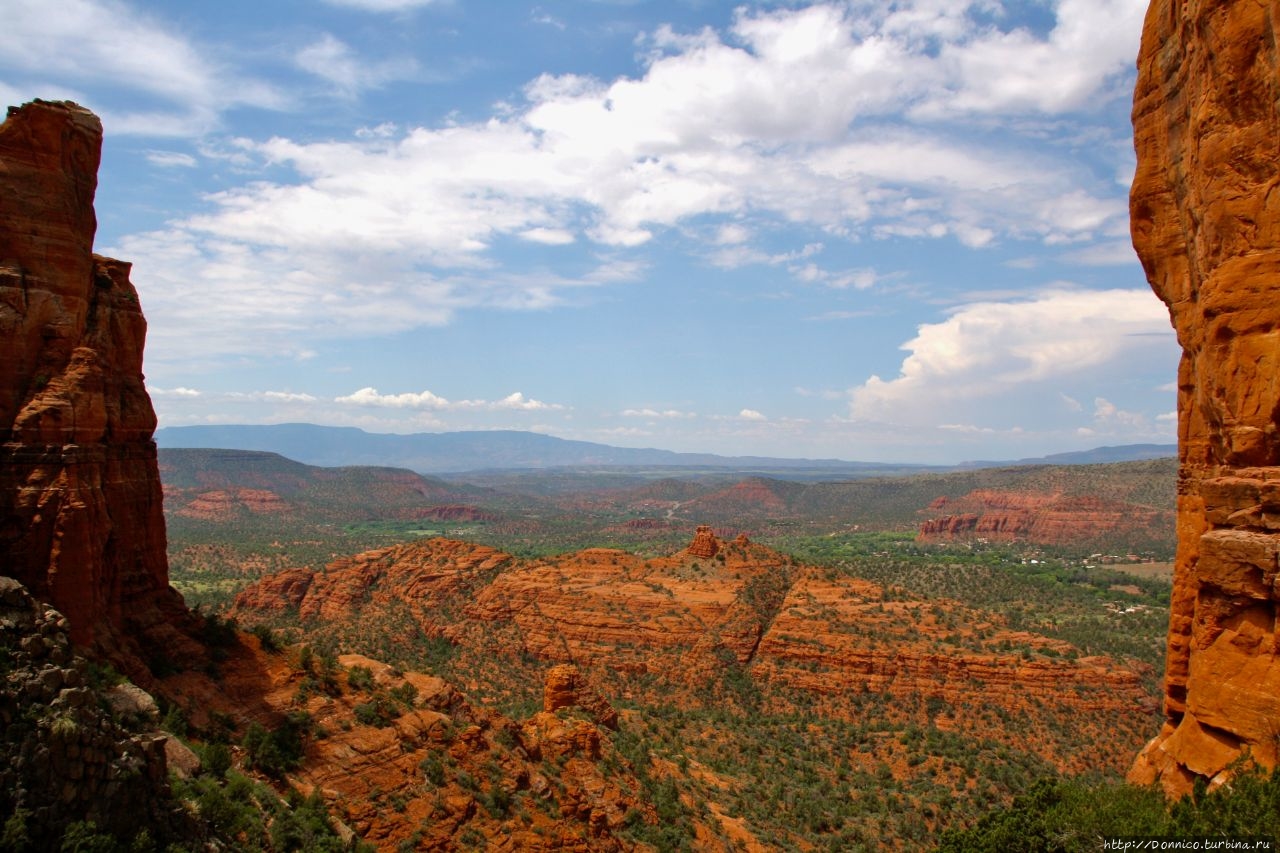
[
  {"xmin": 0, "ymin": 100, "xmax": 195, "ymax": 680},
  {"xmin": 1128, "ymin": 3, "xmax": 1280, "ymax": 794}
]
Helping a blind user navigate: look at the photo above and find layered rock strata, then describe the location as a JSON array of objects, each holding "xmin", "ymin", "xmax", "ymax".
[
  {"xmin": 234, "ymin": 529, "xmax": 1155, "ymax": 774},
  {"xmin": 0, "ymin": 100, "xmax": 192, "ymax": 677},
  {"xmin": 1128, "ymin": 1, "xmax": 1280, "ymax": 794},
  {"xmin": 918, "ymin": 490, "xmax": 1171, "ymax": 546}
]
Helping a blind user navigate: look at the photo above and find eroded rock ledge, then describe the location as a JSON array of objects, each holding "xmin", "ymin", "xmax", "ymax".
[{"xmin": 1128, "ymin": 2, "xmax": 1280, "ymax": 795}]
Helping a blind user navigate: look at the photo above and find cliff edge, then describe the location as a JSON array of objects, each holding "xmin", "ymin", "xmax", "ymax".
[
  {"xmin": 1129, "ymin": 2, "xmax": 1280, "ymax": 794},
  {"xmin": 0, "ymin": 100, "xmax": 196, "ymax": 681}
]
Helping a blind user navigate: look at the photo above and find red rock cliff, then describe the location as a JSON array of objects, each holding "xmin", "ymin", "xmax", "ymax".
[
  {"xmin": 0, "ymin": 100, "xmax": 192, "ymax": 678},
  {"xmin": 1128, "ymin": 3, "xmax": 1280, "ymax": 794}
]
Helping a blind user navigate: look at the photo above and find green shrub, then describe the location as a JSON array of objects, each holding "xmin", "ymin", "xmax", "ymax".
[{"xmin": 347, "ymin": 665, "xmax": 375, "ymax": 692}]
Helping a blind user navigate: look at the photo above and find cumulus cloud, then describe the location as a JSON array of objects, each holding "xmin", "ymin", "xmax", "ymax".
[
  {"xmin": 335, "ymin": 387, "xmax": 565, "ymax": 411},
  {"xmin": 492, "ymin": 392, "xmax": 563, "ymax": 411},
  {"xmin": 738, "ymin": 409, "xmax": 767, "ymax": 421},
  {"xmin": 621, "ymin": 408, "xmax": 694, "ymax": 419},
  {"xmin": 103, "ymin": 0, "xmax": 1143, "ymax": 364},
  {"xmin": 148, "ymin": 385, "xmax": 202, "ymax": 397},
  {"xmin": 1092, "ymin": 396, "xmax": 1146, "ymax": 429},
  {"xmin": 911, "ymin": 0, "xmax": 1148, "ymax": 118},
  {"xmin": 848, "ymin": 288, "xmax": 1175, "ymax": 427}
]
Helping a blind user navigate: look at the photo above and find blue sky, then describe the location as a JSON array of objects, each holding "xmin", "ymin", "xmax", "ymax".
[{"xmin": 1, "ymin": 0, "xmax": 1179, "ymax": 463}]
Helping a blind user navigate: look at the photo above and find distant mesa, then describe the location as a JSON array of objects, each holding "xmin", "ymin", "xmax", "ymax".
[{"xmin": 917, "ymin": 489, "xmax": 1172, "ymax": 547}]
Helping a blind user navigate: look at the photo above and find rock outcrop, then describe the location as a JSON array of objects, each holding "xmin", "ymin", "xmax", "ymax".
[
  {"xmin": 1128, "ymin": 2, "xmax": 1280, "ymax": 795},
  {"xmin": 543, "ymin": 664, "xmax": 619, "ymax": 729},
  {"xmin": 0, "ymin": 577, "xmax": 198, "ymax": 847},
  {"xmin": 686, "ymin": 524, "xmax": 720, "ymax": 558},
  {"xmin": 918, "ymin": 490, "xmax": 1171, "ymax": 547},
  {"xmin": 0, "ymin": 100, "xmax": 194, "ymax": 678}
]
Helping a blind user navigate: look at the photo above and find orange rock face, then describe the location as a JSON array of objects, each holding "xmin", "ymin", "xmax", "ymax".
[
  {"xmin": 686, "ymin": 524, "xmax": 720, "ymax": 558},
  {"xmin": 543, "ymin": 664, "xmax": 619, "ymax": 729},
  {"xmin": 1128, "ymin": 1, "xmax": 1280, "ymax": 795},
  {"xmin": 918, "ymin": 490, "xmax": 1171, "ymax": 547},
  {"xmin": 0, "ymin": 100, "xmax": 192, "ymax": 678}
]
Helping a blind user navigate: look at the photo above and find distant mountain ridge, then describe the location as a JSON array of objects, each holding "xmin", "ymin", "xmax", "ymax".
[
  {"xmin": 958, "ymin": 444, "xmax": 1178, "ymax": 468},
  {"xmin": 155, "ymin": 423, "xmax": 1175, "ymax": 475}
]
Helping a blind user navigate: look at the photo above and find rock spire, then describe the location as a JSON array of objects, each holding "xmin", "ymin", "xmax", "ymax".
[
  {"xmin": 1128, "ymin": 3, "xmax": 1280, "ymax": 794},
  {"xmin": 0, "ymin": 100, "xmax": 194, "ymax": 679}
]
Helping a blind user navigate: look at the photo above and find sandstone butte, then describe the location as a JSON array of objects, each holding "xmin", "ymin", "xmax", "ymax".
[
  {"xmin": 0, "ymin": 100, "xmax": 197, "ymax": 682},
  {"xmin": 1127, "ymin": 1, "xmax": 1280, "ymax": 795}
]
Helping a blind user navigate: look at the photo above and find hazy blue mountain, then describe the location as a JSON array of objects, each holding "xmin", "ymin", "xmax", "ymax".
[
  {"xmin": 957, "ymin": 444, "xmax": 1177, "ymax": 469},
  {"xmin": 155, "ymin": 423, "xmax": 1175, "ymax": 475},
  {"xmin": 155, "ymin": 423, "xmax": 897, "ymax": 474}
]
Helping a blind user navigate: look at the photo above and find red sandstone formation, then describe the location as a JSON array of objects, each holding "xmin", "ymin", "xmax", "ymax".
[
  {"xmin": 0, "ymin": 100, "xmax": 193, "ymax": 678},
  {"xmin": 170, "ymin": 488, "xmax": 290, "ymax": 520},
  {"xmin": 234, "ymin": 528, "xmax": 1154, "ymax": 775},
  {"xmin": 159, "ymin": 641, "xmax": 652, "ymax": 850},
  {"xmin": 917, "ymin": 489, "xmax": 1171, "ymax": 546},
  {"xmin": 686, "ymin": 524, "xmax": 720, "ymax": 558},
  {"xmin": 406, "ymin": 504, "xmax": 498, "ymax": 522},
  {"xmin": 542, "ymin": 664, "xmax": 619, "ymax": 729},
  {"xmin": 1128, "ymin": 1, "xmax": 1280, "ymax": 795}
]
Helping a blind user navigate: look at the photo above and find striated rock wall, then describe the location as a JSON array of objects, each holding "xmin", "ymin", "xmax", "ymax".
[
  {"xmin": 1128, "ymin": 2, "xmax": 1280, "ymax": 794},
  {"xmin": 917, "ymin": 489, "xmax": 1171, "ymax": 547},
  {"xmin": 0, "ymin": 100, "xmax": 193, "ymax": 678}
]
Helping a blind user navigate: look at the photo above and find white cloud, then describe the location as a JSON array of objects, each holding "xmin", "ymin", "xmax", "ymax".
[
  {"xmin": 492, "ymin": 392, "xmax": 563, "ymax": 411},
  {"xmin": 716, "ymin": 224, "xmax": 751, "ymax": 245},
  {"xmin": 0, "ymin": 0, "xmax": 283, "ymax": 136},
  {"xmin": 148, "ymin": 385, "xmax": 202, "ymax": 397},
  {"xmin": 259, "ymin": 391, "xmax": 318, "ymax": 403},
  {"xmin": 221, "ymin": 390, "xmax": 321, "ymax": 403},
  {"xmin": 910, "ymin": 0, "xmax": 1148, "ymax": 118},
  {"xmin": 108, "ymin": 0, "xmax": 1143, "ymax": 363},
  {"xmin": 1092, "ymin": 396, "xmax": 1146, "ymax": 429},
  {"xmin": 145, "ymin": 150, "xmax": 197, "ymax": 168},
  {"xmin": 334, "ymin": 387, "xmax": 565, "ymax": 412},
  {"xmin": 792, "ymin": 263, "xmax": 879, "ymax": 290},
  {"xmin": 295, "ymin": 34, "xmax": 418, "ymax": 98},
  {"xmin": 848, "ymin": 288, "xmax": 1174, "ymax": 427},
  {"xmin": 621, "ymin": 408, "xmax": 694, "ymax": 419},
  {"xmin": 738, "ymin": 409, "xmax": 766, "ymax": 421},
  {"xmin": 519, "ymin": 227, "xmax": 576, "ymax": 245},
  {"xmin": 335, "ymin": 387, "xmax": 451, "ymax": 409}
]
